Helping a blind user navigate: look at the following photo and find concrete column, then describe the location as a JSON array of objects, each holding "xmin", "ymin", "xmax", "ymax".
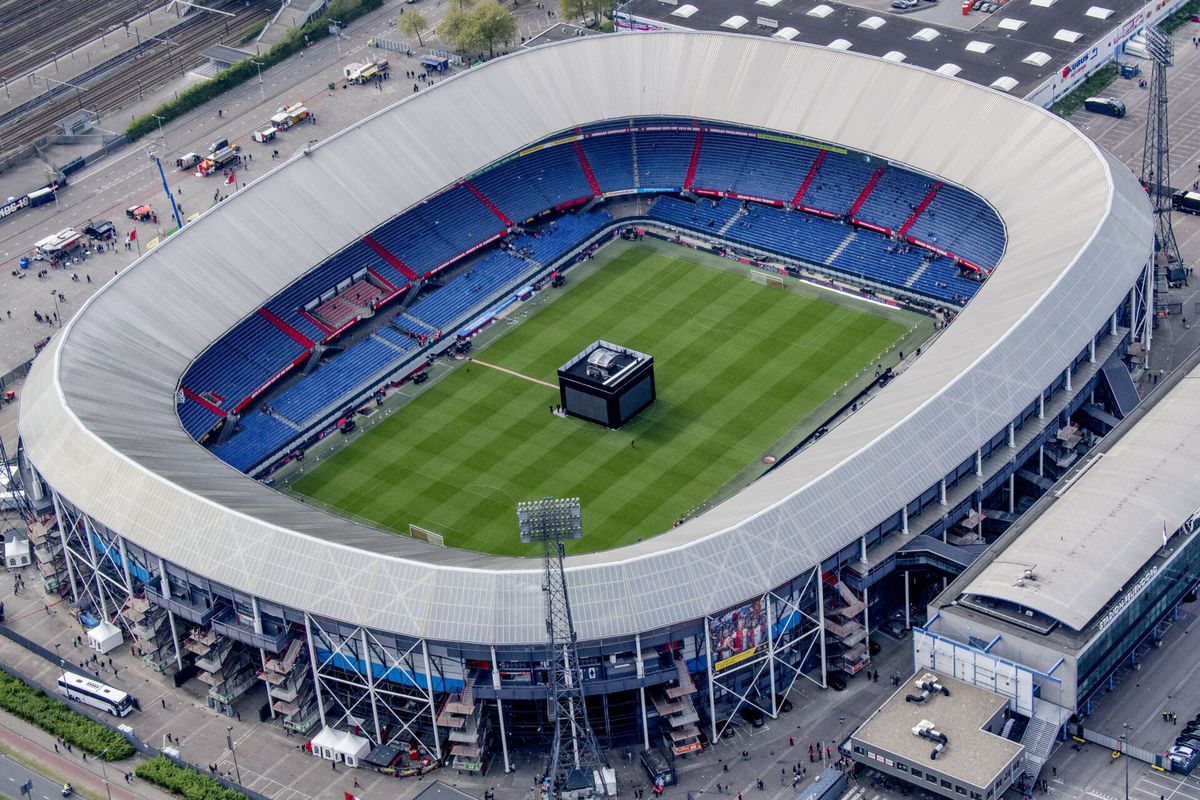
[
  {"xmin": 860, "ymin": 535, "xmax": 868, "ymax": 564},
  {"xmin": 816, "ymin": 572, "xmax": 827, "ymax": 689},
  {"xmin": 1038, "ymin": 445, "xmax": 1044, "ymax": 478},
  {"xmin": 1008, "ymin": 473, "xmax": 1015, "ymax": 514},
  {"xmin": 901, "ymin": 506, "xmax": 909, "ymax": 535},
  {"xmin": 1111, "ymin": 311, "xmax": 1118, "ymax": 335},
  {"xmin": 1038, "ymin": 393, "xmax": 1045, "ymax": 420},
  {"xmin": 939, "ymin": 479, "xmax": 947, "ymax": 505},
  {"xmin": 904, "ymin": 571, "xmax": 911, "ymax": 630},
  {"xmin": 421, "ymin": 638, "xmax": 441, "ymax": 760},
  {"xmin": 490, "ymin": 646, "xmax": 510, "ymax": 773},
  {"xmin": 1007, "ymin": 422, "xmax": 1015, "ymax": 448},
  {"xmin": 766, "ymin": 593, "xmax": 778, "ymax": 717},
  {"xmin": 159, "ymin": 557, "xmax": 183, "ymax": 671},
  {"xmin": 975, "ymin": 449, "xmax": 983, "ymax": 477},
  {"xmin": 704, "ymin": 621, "xmax": 718, "ymax": 743},
  {"xmin": 1089, "ymin": 338, "xmax": 1096, "ymax": 364},
  {"xmin": 1065, "ymin": 366, "xmax": 1072, "ymax": 392}
]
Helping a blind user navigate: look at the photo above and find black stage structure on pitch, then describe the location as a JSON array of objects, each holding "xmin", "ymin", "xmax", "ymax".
[{"xmin": 557, "ymin": 340, "xmax": 655, "ymax": 428}]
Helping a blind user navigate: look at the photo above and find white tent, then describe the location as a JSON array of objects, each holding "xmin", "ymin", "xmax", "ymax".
[
  {"xmin": 310, "ymin": 726, "xmax": 371, "ymax": 766},
  {"xmin": 87, "ymin": 620, "xmax": 123, "ymax": 654},
  {"xmin": 3, "ymin": 532, "xmax": 29, "ymax": 569}
]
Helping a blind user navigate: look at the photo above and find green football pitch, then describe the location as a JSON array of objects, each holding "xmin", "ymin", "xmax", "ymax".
[{"xmin": 290, "ymin": 244, "xmax": 923, "ymax": 557}]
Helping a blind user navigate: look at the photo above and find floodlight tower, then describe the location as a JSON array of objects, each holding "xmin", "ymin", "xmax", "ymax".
[
  {"xmin": 1140, "ymin": 25, "xmax": 1182, "ymax": 271},
  {"xmin": 517, "ymin": 498, "xmax": 611, "ymax": 799}
]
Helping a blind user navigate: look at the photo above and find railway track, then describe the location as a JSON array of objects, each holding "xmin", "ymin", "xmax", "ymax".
[
  {"xmin": 0, "ymin": 0, "xmax": 157, "ymax": 81},
  {"xmin": 0, "ymin": 0, "xmax": 273, "ymax": 162}
]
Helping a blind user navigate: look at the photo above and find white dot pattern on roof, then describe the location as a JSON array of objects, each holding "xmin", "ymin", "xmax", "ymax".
[
  {"xmin": 1022, "ymin": 51, "xmax": 1051, "ymax": 66},
  {"xmin": 997, "ymin": 17, "xmax": 1026, "ymax": 28},
  {"xmin": 1054, "ymin": 28, "xmax": 1082, "ymax": 42},
  {"xmin": 911, "ymin": 27, "xmax": 940, "ymax": 41},
  {"xmin": 859, "ymin": 16, "xmax": 886, "ymax": 29},
  {"xmin": 965, "ymin": 40, "xmax": 994, "ymax": 53},
  {"xmin": 722, "ymin": 14, "xmax": 749, "ymax": 27}
]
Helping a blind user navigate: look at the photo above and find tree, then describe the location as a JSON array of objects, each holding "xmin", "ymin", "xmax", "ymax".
[
  {"xmin": 438, "ymin": 7, "xmax": 475, "ymax": 51},
  {"xmin": 398, "ymin": 10, "xmax": 428, "ymax": 45},
  {"xmin": 560, "ymin": 0, "xmax": 611, "ymax": 27},
  {"xmin": 469, "ymin": 1, "xmax": 517, "ymax": 58}
]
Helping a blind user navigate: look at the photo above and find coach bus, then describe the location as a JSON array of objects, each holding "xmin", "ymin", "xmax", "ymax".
[{"xmin": 57, "ymin": 671, "xmax": 134, "ymax": 717}]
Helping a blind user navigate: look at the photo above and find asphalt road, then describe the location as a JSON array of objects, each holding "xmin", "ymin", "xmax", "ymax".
[{"xmin": 0, "ymin": 750, "xmax": 74, "ymax": 800}]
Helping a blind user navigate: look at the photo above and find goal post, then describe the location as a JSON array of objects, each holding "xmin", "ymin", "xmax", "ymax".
[{"xmin": 408, "ymin": 524, "xmax": 445, "ymax": 547}]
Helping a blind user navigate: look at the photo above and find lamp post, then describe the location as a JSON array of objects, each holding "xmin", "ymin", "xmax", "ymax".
[
  {"xmin": 252, "ymin": 59, "xmax": 265, "ymax": 101},
  {"xmin": 330, "ymin": 21, "xmax": 343, "ymax": 57},
  {"xmin": 226, "ymin": 726, "xmax": 242, "ymax": 784},
  {"xmin": 97, "ymin": 747, "xmax": 113, "ymax": 800},
  {"xmin": 151, "ymin": 113, "xmax": 164, "ymax": 142},
  {"xmin": 1121, "ymin": 723, "xmax": 1132, "ymax": 800}
]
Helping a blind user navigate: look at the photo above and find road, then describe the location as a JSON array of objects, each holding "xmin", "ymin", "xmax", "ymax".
[{"xmin": 0, "ymin": 750, "xmax": 70, "ymax": 800}]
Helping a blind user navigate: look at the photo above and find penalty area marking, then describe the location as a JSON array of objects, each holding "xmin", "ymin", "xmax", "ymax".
[{"xmin": 470, "ymin": 358, "xmax": 557, "ymax": 389}]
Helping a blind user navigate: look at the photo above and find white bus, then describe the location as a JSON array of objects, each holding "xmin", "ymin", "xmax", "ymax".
[{"xmin": 57, "ymin": 671, "xmax": 134, "ymax": 717}]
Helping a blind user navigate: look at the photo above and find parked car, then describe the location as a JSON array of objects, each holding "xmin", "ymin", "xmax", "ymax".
[
  {"xmin": 739, "ymin": 706, "xmax": 765, "ymax": 727},
  {"xmin": 126, "ymin": 204, "xmax": 153, "ymax": 221},
  {"xmin": 83, "ymin": 220, "xmax": 115, "ymax": 240},
  {"xmin": 827, "ymin": 671, "xmax": 847, "ymax": 691},
  {"xmin": 1169, "ymin": 745, "xmax": 1198, "ymax": 774}
]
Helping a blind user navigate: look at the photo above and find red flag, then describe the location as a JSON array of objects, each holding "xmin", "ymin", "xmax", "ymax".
[
  {"xmin": 128, "ymin": 229, "xmax": 137, "ymax": 242},
  {"xmin": 344, "ymin": 794, "xmax": 359, "ymax": 800},
  {"xmin": 225, "ymin": 172, "xmax": 236, "ymax": 185}
]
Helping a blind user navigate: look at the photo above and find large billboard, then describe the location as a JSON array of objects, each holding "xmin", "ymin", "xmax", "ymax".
[{"xmin": 709, "ymin": 597, "xmax": 769, "ymax": 673}]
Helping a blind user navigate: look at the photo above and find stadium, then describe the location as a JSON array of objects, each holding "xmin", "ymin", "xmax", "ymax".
[{"xmin": 16, "ymin": 31, "xmax": 1153, "ymax": 777}]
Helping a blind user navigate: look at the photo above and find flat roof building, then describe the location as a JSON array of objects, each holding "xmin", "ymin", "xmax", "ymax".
[{"xmin": 849, "ymin": 672, "xmax": 1024, "ymax": 800}]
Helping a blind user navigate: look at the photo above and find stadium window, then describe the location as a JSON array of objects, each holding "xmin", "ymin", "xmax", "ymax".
[
  {"xmin": 912, "ymin": 769, "xmax": 924, "ymax": 779},
  {"xmin": 853, "ymin": 745, "xmax": 866, "ymax": 755},
  {"xmin": 971, "ymin": 792, "xmax": 983, "ymax": 799},
  {"xmin": 926, "ymin": 774, "xmax": 938, "ymax": 784},
  {"xmin": 941, "ymin": 779, "xmax": 953, "ymax": 789},
  {"xmin": 897, "ymin": 763, "xmax": 909, "ymax": 773},
  {"xmin": 955, "ymin": 787, "xmax": 967, "ymax": 796}
]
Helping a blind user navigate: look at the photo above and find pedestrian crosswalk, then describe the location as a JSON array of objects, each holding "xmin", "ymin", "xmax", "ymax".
[{"xmin": 1131, "ymin": 770, "xmax": 1200, "ymax": 800}]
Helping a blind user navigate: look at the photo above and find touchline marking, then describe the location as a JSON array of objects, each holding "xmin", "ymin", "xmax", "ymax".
[{"xmin": 470, "ymin": 358, "xmax": 557, "ymax": 389}]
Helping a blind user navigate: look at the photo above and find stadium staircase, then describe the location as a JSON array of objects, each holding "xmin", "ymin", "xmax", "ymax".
[
  {"xmin": 718, "ymin": 205, "xmax": 748, "ymax": 235},
  {"xmin": 826, "ymin": 230, "xmax": 858, "ymax": 262},
  {"xmin": 298, "ymin": 310, "xmax": 334, "ymax": 336},
  {"xmin": 573, "ymin": 139, "xmax": 603, "ymax": 197},
  {"xmin": 371, "ymin": 332, "xmax": 410, "ymax": 354},
  {"xmin": 363, "ymin": 234, "xmax": 420, "ymax": 282},
  {"xmin": 463, "ymin": 180, "xmax": 514, "ymax": 227},
  {"xmin": 848, "ymin": 166, "xmax": 887, "ymax": 220},
  {"xmin": 683, "ymin": 130, "xmax": 704, "ymax": 191},
  {"xmin": 791, "ymin": 150, "xmax": 827, "ymax": 207},
  {"xmin": 905, "ymin": 259, "xmax": 932, "ymax": 288},
  {"xmin": 898, "ymin": 181, "xmax": 943, "ymax": 237},
  {"xmin": 368, "ymin": 268, "xmax": 399, "ymax": 294},
  {"xmin": 1018, "ymin": 715, "xmax": 1059, "ymax": 789},
  {"xmin": 630, "ymin": 129, "xmax": 640, "ymax": 191}
]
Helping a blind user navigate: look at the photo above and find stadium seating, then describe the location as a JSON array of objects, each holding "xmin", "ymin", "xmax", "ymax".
[
  {"xmin": 183, "ymin": 313, "xmax": 309, "ymax": 412},
  {"xmin": 212, "ymin": 412, "xmax": 298, "ymax": 472},
  {"xmin": 510, "ymin": 210, "xmax": 614, "ymax": 264},
  {"xmin": 265, "ymin": 239, "xmax": 400, "ymax": 344},
  {"xmin": 178, "ymin": 398, "xmax": 222, "ymax": 439},
  {"xmin": 472, "ymin": 146, "xmax": 594, "ymax": 223},
  {"xmin": 581, "ymin": 132, "xmax": 635, "ymax": 194},
  {"xmin": 635, "ymin": 129, "xmax": 694, "ymax": 190},
  {"xmin": 913, "ymin": 183, "xmax": 1005, "ymax": 269},
  {"xmin": 801, "ymin": 152, "xmax": 877, "ymax": 216},
  {"xmin": 371, "ymin": 184, "xmax": 507, "ymax": 276},
  {"xmin": 855, "ymin": 168, "xmax": 935, "ymax": 232},
  {"xmin": 271, "ymin": 337, "xmax": 400, "ymax": 425},
  {"xmin": 314, "ymin": 280, "xmax": 386, "ymax": 330},
  {"xmin": 408, "ymin": 250, "xmax": 535, "ymax": 330},
  {"xmin": 647, "ymin": 196, "xmax": 743, "ymax": 232},
  {"xmin": 694, "ymin": 134, "xmax": 819, "ymax": 204},
  {"xmin": 374, "ymin": 326, "xmax": 421, "ymax": 352}
]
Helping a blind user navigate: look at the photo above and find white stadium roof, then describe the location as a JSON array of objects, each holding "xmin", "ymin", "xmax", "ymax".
[{"xmin": 20, "ymin": 32, "xmax": 1152, "ymax": 645}]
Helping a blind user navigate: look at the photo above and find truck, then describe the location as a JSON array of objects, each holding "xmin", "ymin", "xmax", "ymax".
[
  {"xmin": 176, "ymin": 153, "xmax": 203, "ymax": 171},
  {"xmin": 198, "ymin": 145, "xmax": 241, "ymax": 176},
  {"xmin": 344, "ymin": 58, "xmax": 389, "ymax": 84},
  {"xmin": 270, "ymin": 103, "xmax": 310, "ymax": 130},
  {"xmin": 34, "ymin": 228, "xmax": 83, "ymax": 260}
]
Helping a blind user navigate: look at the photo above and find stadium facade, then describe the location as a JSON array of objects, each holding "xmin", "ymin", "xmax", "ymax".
[{"xmin": 16, "ymin": 32, "xmax": 1154, "ymax": 772}]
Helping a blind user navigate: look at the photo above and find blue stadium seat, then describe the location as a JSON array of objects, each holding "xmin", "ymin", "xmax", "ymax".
[
  {"xmin": 408, "ymin": 251, "xmax": 535, "ymax": 330},
  {"xmin": 372, "ymin": 184, "xmax": 506, "ymax": 276},
  {"xmin": 183, "ymin": 313, "xmax": 309, "ymax": 412},
  {"xmin": 211, "ymin": 412, "xmax": 298, "ymax": 472},
  {"xmin": 178, "ymin": 398, "xmax": 221, "ymax": 439},
  {"xmin": 581, "ymin": 132, "xmax": 635, "ymax": 194},
  {"xmin": 472, "ymin": 146, "xmax": 593, "ymax": 223},
  {"xmin": 271, "ymin": 337, "xmax": 401, "ymax": 425}
]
